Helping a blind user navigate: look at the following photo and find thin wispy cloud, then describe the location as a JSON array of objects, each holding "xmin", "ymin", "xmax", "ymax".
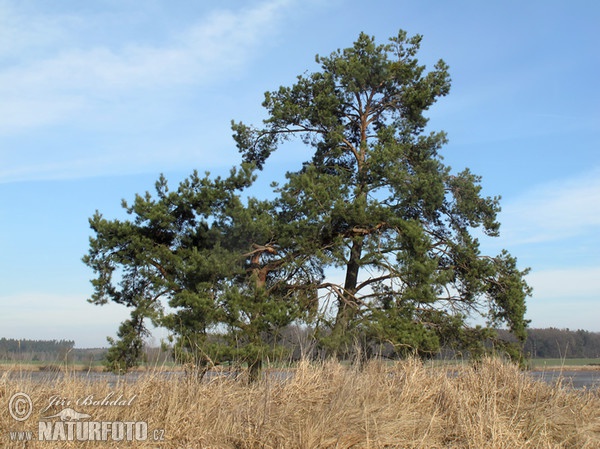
[
  {"xmin": 0, "ymin": 0, "xmax": 289, "ymax": 135},
  {"xmin": 499, "ymin": 168, "xmax": 600, "ymax": 245},
  {"xmin": 527, "ymin": 266, "xmax": 600, "ymax": 300},
  {"xmin": 0, "ymin": 0, "xmax": 294, "ymax": 184},
  {"xmin": 0, "ymin": 1, "xmax": 73, "ymax": 59},
  {"xmin": 525, "ymin": 266, "xmax": 600, "ymax": 329}
]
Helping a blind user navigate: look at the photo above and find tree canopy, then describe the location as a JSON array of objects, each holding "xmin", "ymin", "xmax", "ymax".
[{"xmin": 84, "ymin": 30, "xmax": 531, "ymax": 376}]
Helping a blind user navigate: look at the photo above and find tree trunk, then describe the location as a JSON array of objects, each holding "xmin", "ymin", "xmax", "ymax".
[
  {"xmin": 248, "ymin": 357, "xmax": 262, "ymax": 384},
  {"xmin": 330, "ymin": 237, "xmax": 363, "ymax": 358}
]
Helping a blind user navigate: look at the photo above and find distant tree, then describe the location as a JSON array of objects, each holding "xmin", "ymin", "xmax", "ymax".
[{"xmin": 84, "ymin": 30, "xmax": 532, "ymax": 376}]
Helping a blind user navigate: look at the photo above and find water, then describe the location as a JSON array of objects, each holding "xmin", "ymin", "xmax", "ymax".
[
  {"xmin": 529, "ymin": 370, "xmax": 600, "ymax": 390},
  {"xmin": 4, "ymin": 368, "xmax": 600, "ymax": 390}
]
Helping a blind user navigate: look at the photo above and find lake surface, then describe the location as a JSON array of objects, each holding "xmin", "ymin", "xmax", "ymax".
[{"xmin": 529, "ymin": 369, "xmax": 600, "ymax": 390}]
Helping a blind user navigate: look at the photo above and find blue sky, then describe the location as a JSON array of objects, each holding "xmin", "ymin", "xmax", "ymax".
[{"xmin": 1, "ymin": 0, "xmax": 598, "ymax": 348}]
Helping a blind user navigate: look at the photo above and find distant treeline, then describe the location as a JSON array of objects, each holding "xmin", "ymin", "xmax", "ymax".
[
  {"xmin": 0, "ymin": 338, "xmax": 104, "ymax": 363},
  {"xmin": 0, "ymin": 338, "xmax": 74, "ymax": 361},
  {"xmin": 2, "ymin": 328, "xmax": 599, "ymax": 363},
  {"xmin": 276, "ymin": 327, "xmax": 600, "ymax": 361},
  {"xmin": 524, "ymin": 328, "xmax": 600, "ymax": 359}
]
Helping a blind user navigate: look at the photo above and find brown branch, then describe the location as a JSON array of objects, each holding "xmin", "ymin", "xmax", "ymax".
[
  {"xmin": 356, "ymin": 273, "xmax": 395, "ymax": 292},
  {"xmin": 316, "ymin": 282, "xmax": 362, "ymax": 307},
  {"xmin": 148, "ymin": 259, "xmax": 169, "ymax": 279},
  {"xmin": 241, "ymin": 243, "xmax": 278, "ymax": 259},
  {"xmin": 345, "ymin": 221, "xmax": 388, "ymax": 237}
]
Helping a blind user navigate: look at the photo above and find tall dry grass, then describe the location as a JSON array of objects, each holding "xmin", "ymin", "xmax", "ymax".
[{"xmin": 2, "ymin": 358, "xmax": 600, "ymax": 448}]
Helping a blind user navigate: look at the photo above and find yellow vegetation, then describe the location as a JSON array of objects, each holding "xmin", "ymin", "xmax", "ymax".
[{"xmin": 2, "ymin": 358, "xmax": 599, "ymax": 448}]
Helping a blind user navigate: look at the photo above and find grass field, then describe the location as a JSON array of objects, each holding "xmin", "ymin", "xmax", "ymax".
[{"xmin": 2, "ymin": 357, "xmax": 600, "ymax": 448}]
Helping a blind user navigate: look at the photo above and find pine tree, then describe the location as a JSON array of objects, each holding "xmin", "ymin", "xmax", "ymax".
[
  {"xmin": 232, "ymin": 30, "xmax": 531, "ymax": 361},
  {"xmin": 85, "ymin": 30, "xmax": 532, "ymax": 375}
]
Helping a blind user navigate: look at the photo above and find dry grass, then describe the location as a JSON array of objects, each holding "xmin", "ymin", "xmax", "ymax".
[{"xmin": 2, "ymin": 358, "xmax": 600, "ymax": 448}]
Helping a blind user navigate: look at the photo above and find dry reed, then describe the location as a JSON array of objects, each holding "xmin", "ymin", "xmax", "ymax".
[{"xmin": 1, "ymin": 358, "xmax": 599, "ymax": 448}]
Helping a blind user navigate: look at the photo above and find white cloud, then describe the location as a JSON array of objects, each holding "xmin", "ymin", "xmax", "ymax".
[
  {"xmin": 0, "ymin": 1, "xmax": 73, "ymax": 59},
  {"xmin": 0, "ymin": 96, "xmax": 85, "ymax": 134},
  {"xmin": 527, "ymin": 266, "xmax": 600, "ymax": 300},
  {"xmin": 499, "ymin": 168, "xmax": 600, "ymax": 245},
  {"xmin": 0, "ymin": 0, "xmax": 293, "ymax": 183},
  {"xmin": 523, "ymin": 266, "xmax": 600, "ymax": 331},
  {"xmin": 0, "ymin": 0, "xmax": 290, "ymax": 133},
  {"xmin": 526, "ymin": 298, "xmax": 600, "ymax": 332}
]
